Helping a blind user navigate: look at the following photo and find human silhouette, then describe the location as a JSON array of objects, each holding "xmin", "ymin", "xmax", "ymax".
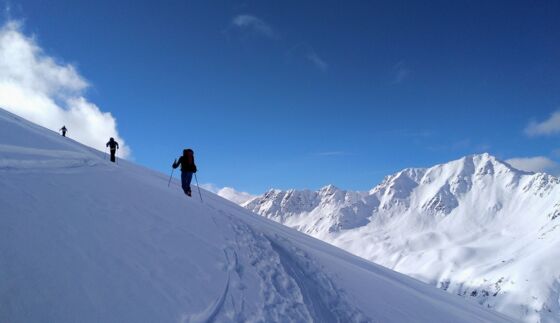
[
  {"xmin": 59, "ymin": 126, "xmax": 67, "ymax": 137},
  {"xmin": 106, "ymin": 137, "xmax": 119, "ymax": 163},
  {"xmin": 172, "ymin": 149, "xmax": 197, "ymax": 197}
]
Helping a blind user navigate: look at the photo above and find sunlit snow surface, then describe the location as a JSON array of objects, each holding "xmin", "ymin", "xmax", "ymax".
[
  {"xmin": 0, "ymin": 108, "xmax": 511, "ymax": 322},
  {"xmin": 245, "ymin": 154, "xmax": 560, "ymax": 322}
]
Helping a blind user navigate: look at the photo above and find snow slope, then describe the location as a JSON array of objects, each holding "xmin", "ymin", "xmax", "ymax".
[
  {"xmin": 0, "ymin": 108, "xmax": 512, "ymax": 322},
  {"xmin": 244, "ymin": 154, "xmax": 560, "ymax": 322}
]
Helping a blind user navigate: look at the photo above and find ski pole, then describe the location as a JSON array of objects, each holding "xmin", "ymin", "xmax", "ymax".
[
  {"xmin": 116, "ymin": 149, "xmax": 119, "ymax": 164},
  {"xmin": 168, "ymin": 168, "xmax": 175, "ymax": 187},
  {"xmin": 194, "ymin": 173, "xmax": 203, "ymax": 203}
]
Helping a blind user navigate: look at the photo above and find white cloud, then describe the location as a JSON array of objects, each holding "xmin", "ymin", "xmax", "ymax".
[
  {"xmin": 306, "ymin": 52, "xmax": 328, "ymax": 72},
  {"xmin": 200, "ymin": 183, "xmax": 221, "ymax": 193},
  {"xmin": 232, "ymin": 14, "xmax": 276, "ymax": 38},
  {"xmin": 0, "ymin": 20, "xmax": 130, "ymax": 157},
  {"xmin": 217, "ymin": 187, "xmax": 256, "ymax": 205},
  {"xmin": 201, "ymin": 183, "xmax": 255, "ymax": 204},
  {"xmin": 505, "ymin": 156, "xmax": 560, "ymax": 175},
  {"xmin": 286, "ymin": 44, "xmax": 329, "ymax": 72},
  {"xmin": 525, "ymin": 111, "xmax": 560, "ymax": 137}
]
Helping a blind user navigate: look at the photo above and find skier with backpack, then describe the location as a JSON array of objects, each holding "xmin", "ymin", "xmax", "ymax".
[
  {"xmin": 172, "ymin": 149, "xmax": 197, "ymax": 197},
  {"xmin": 106, "ymin": 137, "xmax": 119, "ymax": 163},
  {"xmin": 59, "ymin": 126, "xmax": 67, "ymax": 137}
]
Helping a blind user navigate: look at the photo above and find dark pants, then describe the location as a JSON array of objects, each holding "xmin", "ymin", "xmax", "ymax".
[
  {"xmin": 110, "ymin": 149, "xmax": 116, "ymax": 162},
  {"xmin": 62, "ymin": 131, "xmax": 66, "ymax": 137},
  {"xmin": 181, "ymin": 171, "xmax": 193, "ymax": 196}
]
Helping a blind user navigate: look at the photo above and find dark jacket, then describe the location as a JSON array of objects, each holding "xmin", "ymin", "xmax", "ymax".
[
  {"xmin": 173, "ymin": 156, "xmax": 197, "ymax": 173},
  {"xmin": 106, "ymin": 140, "xmax": 119, "ymax": 150}
]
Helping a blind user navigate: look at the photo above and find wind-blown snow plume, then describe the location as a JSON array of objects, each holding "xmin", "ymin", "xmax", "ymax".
[{"xmin": 0, "ymin": 20, "xmax": 130, "ymax": 157}]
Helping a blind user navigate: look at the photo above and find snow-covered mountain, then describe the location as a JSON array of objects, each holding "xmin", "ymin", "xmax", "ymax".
[
  {"xmin": 244, "ymin": 153, "xmax": 560, "ymax": 323},
  {"xmin": 0, "ymin": 107, "xmax": 511, "ymax": 322}
]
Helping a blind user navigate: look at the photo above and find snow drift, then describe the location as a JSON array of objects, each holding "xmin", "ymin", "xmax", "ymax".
[
  {"xmin": 0, "ymin": 107, "xmax": 512, "ymax": 322},
  {"xmin": 245, "ymin": 154, "xmax": 560, "ymax": 322}
]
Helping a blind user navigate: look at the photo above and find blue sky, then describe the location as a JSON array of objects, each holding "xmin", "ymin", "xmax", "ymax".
[{"xmin": 3, "ymin": 0, "xmax": 560, "ymax": 193}]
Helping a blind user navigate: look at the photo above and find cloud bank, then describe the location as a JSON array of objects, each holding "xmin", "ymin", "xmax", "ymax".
[
  {"xmin": 525, "ymin": 111, "xmax": 560, "ymax": 137},
  {"xmin": 0, "ymin": 20, "xmax": 130, "ymax": 157},
  {"xmin": 506, "ymin": 156, "xmax": 560, "ymax": 175},
  {"xmin": 201, "ymin": 183, "xmax": 255, "ymax": 204}
]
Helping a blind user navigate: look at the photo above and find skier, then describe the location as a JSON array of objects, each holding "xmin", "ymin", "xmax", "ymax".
[
  {"xmin": 106, "ymin": 137, "xmax": 119, "ymax": 163},
  {"xmin": 172, "ymin": 149, "xmax": 197, "ymax": 197},
  {"xmin": 59, "ymin": 126, "xmax": 67, "ymax": 137}
]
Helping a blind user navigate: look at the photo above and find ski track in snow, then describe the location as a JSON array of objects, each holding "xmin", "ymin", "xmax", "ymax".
[
  {"xmin": 0, "ymin": 142, "xmax": 108, "ymax": 173},
  {"xmin": 181, "ymin": 249, "xmax": 233, "ymax": 323},
  {"xmin": 201, "ymin": 207, "xmax": 371, "ymax": 322}
]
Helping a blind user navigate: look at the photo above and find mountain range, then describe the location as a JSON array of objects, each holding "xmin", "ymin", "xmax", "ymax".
[{"xmin": 243, "ymin": 153, "xmax": 560, "ymax": 322}]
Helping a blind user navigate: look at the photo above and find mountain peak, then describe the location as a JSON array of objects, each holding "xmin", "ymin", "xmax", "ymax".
[
  {"xmin": 453, "ymin": 153, "xmax": 524, "ymax": 177},
  {"xmin": 464, "ymin": 152, "xmax": 501, "ymax": 166},
  {"xmin": 319, "ymin": 184, "xmax": 340, "ymax": 194}
]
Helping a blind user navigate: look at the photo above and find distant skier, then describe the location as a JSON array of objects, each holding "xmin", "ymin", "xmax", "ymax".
[
  {"xmin": 59, "ymin": 126, "xmax": 67, "ymax": 137},
  {"xmin": 172, "ymin": 149, "xmax": 197, "ymax": 197},
  {"xmin": 106, "ymin": 137, "xmax": 119, "ymax": 163}
]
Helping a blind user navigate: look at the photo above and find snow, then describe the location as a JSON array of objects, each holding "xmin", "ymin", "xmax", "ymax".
[
  {"xmin": 0, "ymin": 107, "xmax": 512, "ymax": 322},
  {"xmin": 245, "ymin": 153, "xmax": 560, "ymax": 322}
]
